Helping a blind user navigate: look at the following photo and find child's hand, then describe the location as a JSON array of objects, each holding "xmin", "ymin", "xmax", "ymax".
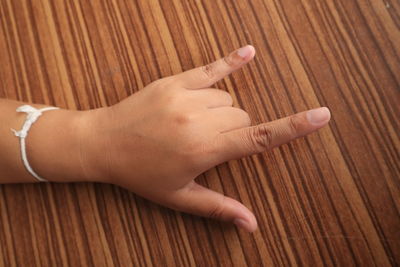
[{"xmin": 80, "ymin": 45, "xmax": 330, "ymax": 232}]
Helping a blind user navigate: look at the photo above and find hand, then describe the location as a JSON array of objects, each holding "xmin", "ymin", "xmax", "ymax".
[{"xmin": 61, "ymin": 45, "xmax": 331, "ymax": 232}]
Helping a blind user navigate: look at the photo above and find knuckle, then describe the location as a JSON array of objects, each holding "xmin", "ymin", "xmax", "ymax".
[
  {"xmin": 288, "ymin": 115, "xmax": 302, "ymax": 137},
  {"xmin": 174, "ymin": 112, "xmax": 195, "ymax": 125},
  {"xmin": 150, "ymin": 76, "xmax": 175, "ymax": 89},
  {"xmin": 163, "ymin": 93, "xmax": 180, "ymax": 108},
  {"xmin": 244, "ymin": 116, "xmax": 251, "ymax": 127},
  {"xmin": 221, "ymin": 91, "xmax": 233, "ymax": 106},
  {"xmin": 201, "ymin": 64, "xmax": 216, "ymax": 79},
  {"xmin": 238, "ymin": 109, "xmax": 251, "ymax": 126},
  {"xmin": 161, "ymin": 87, "xmax": 186, "ymax": 106},
  {"xmin": 222, "ymin": 55, "xmax": 236, "ymax": 68},
  {"xmin": 249, "ymin": 125, "xmax": 274, "ymax": 151},
  {"xmin": 207, "ymin": 196, "xmax": 226, "ymax": 219}
]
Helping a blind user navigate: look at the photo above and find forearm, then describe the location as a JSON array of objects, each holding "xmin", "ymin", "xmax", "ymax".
[{"xmin": 0, "ymin": 99, "xmax": 99, "ymax": 183}]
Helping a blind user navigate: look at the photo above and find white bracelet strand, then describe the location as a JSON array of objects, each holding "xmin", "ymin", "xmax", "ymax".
[{"xmin": 11, "ymin": 105, "xmax": 59, "ymax": 182}]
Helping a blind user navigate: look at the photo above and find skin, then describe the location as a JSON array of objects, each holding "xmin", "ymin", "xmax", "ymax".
[{"xmin": 0, "ymin": 45, "xmax": 331, "ymax": 232}]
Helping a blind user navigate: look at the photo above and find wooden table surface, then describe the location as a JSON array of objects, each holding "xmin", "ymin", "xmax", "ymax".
[{"xmin": 0, "ymin": 0, "xmax": 399, "ymax": 266}]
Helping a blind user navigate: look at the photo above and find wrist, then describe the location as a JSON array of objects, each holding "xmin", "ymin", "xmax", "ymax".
[{"xmin": 26, "ymin": 108, "xmax": 104, "ymax": 183}]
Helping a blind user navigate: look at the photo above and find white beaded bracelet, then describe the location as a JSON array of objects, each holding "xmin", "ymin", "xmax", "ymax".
[{"xmin": 11, "ymin": 105, "xmax": 59, "ymax": 182}]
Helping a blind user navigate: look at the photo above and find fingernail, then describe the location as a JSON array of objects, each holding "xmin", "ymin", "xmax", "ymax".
[
  {"xmin": 306, "ymin": 107, "xmax": 331, "ymax": 125},
  {"xmin": 234, "ymin": 218, "xmax": 249, "ymax": 231},
  {"xmin": 237, "ymin": 45, "xmax": 253, "ymax": 59}
]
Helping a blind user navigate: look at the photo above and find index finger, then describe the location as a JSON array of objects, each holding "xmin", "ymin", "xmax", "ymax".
[
  {"xmin": 175, "ymin": 45, "xmax": 255, "ymax": 89},
  {"xmin": 214, "ymin": 107, "xmax": 331, "ymax": 163}
]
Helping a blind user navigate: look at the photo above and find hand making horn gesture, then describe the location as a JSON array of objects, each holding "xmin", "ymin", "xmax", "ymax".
[{"xmin": 21, "ymin": 45, "xmax": 331, "ymax": 232}]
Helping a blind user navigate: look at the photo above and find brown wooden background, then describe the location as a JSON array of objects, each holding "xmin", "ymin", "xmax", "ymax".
[{"xmin": 0, "ymin": 0, "xmax": 399, "ymax": 266}]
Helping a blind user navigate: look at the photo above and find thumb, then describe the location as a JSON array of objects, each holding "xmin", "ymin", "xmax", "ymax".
[
  {"xmin": 175, "ymin": 45, "xmax": 255, "ymax": 89},
  {"xmin": 170, "ymin": 182, "xmax": 257, "ymax": 232}
]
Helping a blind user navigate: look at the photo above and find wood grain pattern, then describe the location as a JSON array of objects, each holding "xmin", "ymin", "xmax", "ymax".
[{"xmin": 0, "ymin": 0, "xmax": 399, "ymax": 266}]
